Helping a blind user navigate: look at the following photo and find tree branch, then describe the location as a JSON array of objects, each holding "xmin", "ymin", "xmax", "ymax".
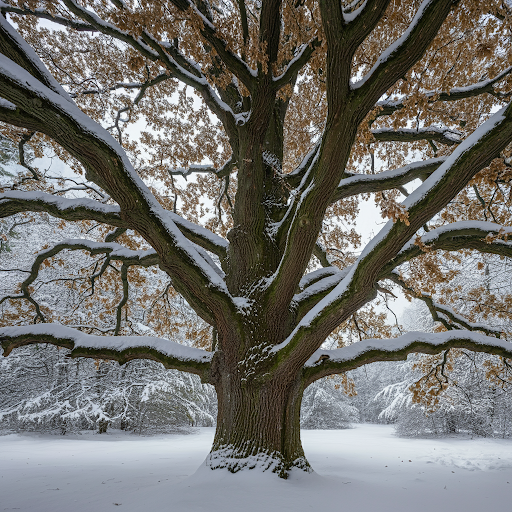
[
  {"xmin": 381, "ymin": 221, "xmax": 512, "ymax": 272},
  {"xmin": 372, "ymin": 126, "xmax": 462, "ymax": 146},
  {"xmin": 352, "ymin": 0, "xmax": 455, "ymax": 110},
  {"xmin": 303, "ymin": 330, "xmax": 512, "ymax": 383},
  {"xmin": 385, "ymin": 271, "xmax": 504, "ymax": 338},
  {"xmin": 274, "ymin": 101, "xmax": 512, "ymax": 374},
  {"xmin": 0, "ymin": 30, "xmax": 236, "ymax": 325},
  {"xmin": 0, "ymin": 191, "xmax": 126, "ymax": 227},
  {"xmin": 332, "ymin": 157, "xmax": 445, "ymax": 202},
  {"xmin": 0, "ymin": 324, "xmax": 212, "ymax": 377},
  {"xmin": 376, "ymin": 64, "xmax": 512, "ymax": 118}
]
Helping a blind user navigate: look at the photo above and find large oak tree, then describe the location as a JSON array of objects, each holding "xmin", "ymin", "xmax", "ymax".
[{"xmin": 1, "ymin": 0, "xmax": 512, "ymax": 477}]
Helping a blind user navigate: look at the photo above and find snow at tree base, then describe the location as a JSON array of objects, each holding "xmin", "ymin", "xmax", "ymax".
[
  {"xmin": 1, "ymin": 0, "xmax": 512, "ymax": 479},
  {"xmin": 1, "ymin": 425, "xmax": 512, "ymax": 512}
]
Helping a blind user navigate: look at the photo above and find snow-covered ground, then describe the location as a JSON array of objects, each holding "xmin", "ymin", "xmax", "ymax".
[{"xmin": 1, "ymin": 424, "xmax": 511, "ymax": 512}]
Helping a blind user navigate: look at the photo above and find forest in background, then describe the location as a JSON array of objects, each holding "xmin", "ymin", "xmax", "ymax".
[{"xmin": 2, "ymin": 137, "xmax": 512, "ymax": 439}]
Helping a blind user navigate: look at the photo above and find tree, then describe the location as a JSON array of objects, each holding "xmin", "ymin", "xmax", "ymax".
[{"xmin": 1, "ymin": 0, "xmax": 512, "ymax": 478}]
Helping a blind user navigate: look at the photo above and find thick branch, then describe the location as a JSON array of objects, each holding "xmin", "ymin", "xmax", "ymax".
[
  {"xmin": 0, "ymin": 324, "xmax": 212, "ymax": 377},
  {"xmin": 275, "ymin": 102, "xmax": 512, "ymax": 374},
  {"xmin": 382, "ymin": 221, "xmax": 512, "ymax": 272},
  {"xmin": 303, "ymin": 330, "xmax": 512, "ymax": 383},
  {"xmin": 0, "ymin": 191, "xmax": 126, "ymax": 227},
  {"xmin": 0, "ymin": 33, "xmax": 236, "ymax": 325},
  {"xmin": 372, "ymin": 126, "xmax": 462, "ymax": 146},
  {"xmin": 332, "ymin": 157, "xmax": 445, "ymax": 202},
  {"xmin": 376, "ymin": 64, "xmax": 512, "ymax": 118},
  {"xmin": 352, "ymin": 0, "xmax": 455, "ymax": 111}
]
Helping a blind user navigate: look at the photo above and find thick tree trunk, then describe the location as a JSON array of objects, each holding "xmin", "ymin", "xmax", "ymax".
[{"xmin": 207, "ymin": 371, "xmax": 310, "ymax": 478}]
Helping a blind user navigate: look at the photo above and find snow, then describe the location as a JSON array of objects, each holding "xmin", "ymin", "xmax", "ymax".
[
  {"xmin": 338, "ymin": 157, "xmax": 446, "ymax": 187},
  {"xmin": 343, "ymin": 0, "xmax": 368, "ymax": 23},
  {"xmin": 0, "ymin": 20, "xmax": 234, "ymax": 296},
  {"xmin": 0, "ymin": 190, "xmax": 121, "ymax": 215},
  {"xmin": 0, "ymin": 14, "xmax": 74, "ymax": 103},
  {"xmin": 0, "ymin": 97, "xmax": 16, "ymax": 110},
  {"xmin": 0, "ymin": 324, "xmax": 212, "ymax": 364},
  {"xmin": 305, "ymin": 330, "xmax": 512, "ymax": 367},
  {"xmin": 1, "ymin": 424, "xmax": 511, "ymax": 511},
  {"xmin": 401, "ymin": 221, "xmax": 512, "ymax": 251},
  {"xmin": 351, "ymin": 0, "xmax": 435, "ymax": 89}
]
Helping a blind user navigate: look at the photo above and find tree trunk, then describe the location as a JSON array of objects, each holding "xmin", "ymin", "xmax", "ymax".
[{"xmin": 207, "ymin": 371, "xmax": 310, "ymax": 478}]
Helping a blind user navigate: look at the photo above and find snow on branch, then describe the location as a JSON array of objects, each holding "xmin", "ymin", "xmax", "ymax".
[
  {"xmin": 0, "ymin": 238, "xmax": 160, "ymax": 323},
  {"xmin": 274, "ymin": 102, "xmax": 512, "ymax": 364},
  {"xmin": 372, "ymin": 126, "xmax": 462, "ymax": 146},
  {"xmin": 333, "ymin": 157, "xmax": 445, "ymax": 202},
  {"xmin": 385, "ymin": 271, "xmax": 504, "ymax": 338},
  {"xmin": 0, "ymin": 324, "xmax": 212, "ymax": 376},
  {"xmin": 0, "ymin": 190, "xmax": 125, "ymax": 226},
  {"xmin": 168, "ymin": 0, "xmax": 257, "ymax": 90},
  {"xmin": 0, "ymin": 13, "xmax": 74, "ymax": 103},
  {"xmin": 303, "ymin": 330, "xmax": 512, "ymax": 381},
  {"xmin": 385, "ymin": 221, "xmax": 512, "ymax": 270},
  {"xmin": 0, "ymin": 40, "xmax": 240, "ymax": 325},
  {"xmin": 351, "ymin": 0, "xmax": 454, "ymax": 110},
  {"xmin": 352, "ymin": 0, "xmax": 448, "ymax": 89},
  {"xmin": 376, "ymin": 64, "xmax": 512, "ymax": 117},
  {"xmin": 167, "ymin": 155, "xmax": 236, "ymax": 180},
  {"xmin": 273, "ymin": 38, "xmax": 321, "ymax": 89}
]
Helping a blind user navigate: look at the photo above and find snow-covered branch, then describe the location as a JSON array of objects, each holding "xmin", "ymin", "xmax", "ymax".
[
  {"xmin": 0, "ymin": 191, "xmax": 125, "ymax": 227},
  {"xmin": 0, "ymin": 324, "xmax": 212, "ymax": 377},
  {"xmin": 273, "ymin": 39, "xmax": 321, "ymax": 90},
  {"xmin": 352, "ymin": 0, "xmax": 454, "ymax": 106},
  {"xmin": 377, "ymin": 64, "xmax": 512, "ymax": 118},
  {"xmin": 372, "ymin": 126, "xmax": 462, "ymax": 146},
  {"xmin": 383, "ymin": 221, "xmax": 512, "ymax": 271},
  {"xmin": 332, "ymin": 157, "xmax": 445, "ymax": 202},
  {"xmin": 273, "ymin": 102, "xmax": 512, "ymax": 369},
  {"xmin": 168, "ymin": 0, "xmax": 257, "ymax": 90},
  {"xmin": 303, "ymin": 331, "xmax": 512, "ymax": 382},
  {"xmin": 385, "ymin": 271, "xmax": 504, "ymax": 338},
  {"xmin": 0, "ymin": 23, "xmax": 236, "ymax": 324}
]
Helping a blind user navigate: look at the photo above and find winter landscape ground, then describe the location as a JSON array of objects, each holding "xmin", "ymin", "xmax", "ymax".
[{"xmin": 1, "ymin": 424, "xmax": 511, "ymax": 512}]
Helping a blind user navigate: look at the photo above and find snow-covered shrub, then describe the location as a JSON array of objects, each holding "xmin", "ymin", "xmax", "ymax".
[
  {"xmin": 300, "ymin": 377, "xmax": 359, "ymax": 429},
  {"xmin": 0, "ymin": 345, "xmax": 216, "ymax": 435},
  {"xmin": 377, "ymin": 353, "xmax": 512, "ymax": 438}
]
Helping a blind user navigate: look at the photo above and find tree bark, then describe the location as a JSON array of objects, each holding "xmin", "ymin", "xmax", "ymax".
[{"xmin": 208, "ymin": 368, "xmax": 309, "ymax": 478}]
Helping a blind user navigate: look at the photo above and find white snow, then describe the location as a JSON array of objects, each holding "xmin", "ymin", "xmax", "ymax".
[
  {"xmin": 1, "ymin": 424, "xmax": 511, "ymax": 511},
  {"xmin": 0, "ymin": 97, "xmax": 16, "ymax": 110},
  {"xmin": 0, "ymin": 324, "xmax": 212, "ymax": 364},
  {"xmin": 351, "ymin": 0, "xmax": 435, "ymax": 89},
  {"xmin": 305, "ymin": 330, "xmax": 512, "ymax": 367}
]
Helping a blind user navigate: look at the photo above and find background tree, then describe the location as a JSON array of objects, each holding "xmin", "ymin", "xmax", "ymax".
[{"xmin": 1, "ymin": 0, "xmax": 512, "ymax": 477}]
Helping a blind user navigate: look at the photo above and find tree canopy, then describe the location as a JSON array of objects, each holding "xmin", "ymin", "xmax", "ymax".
[{"xmin": 1, "ymin": 0, "xmax": 512, "ymax": 477}]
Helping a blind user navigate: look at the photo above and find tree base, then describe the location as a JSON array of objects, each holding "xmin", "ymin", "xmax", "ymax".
[{"xmin": 205, "ymin": 444, "xmax": 312, "ymax": 479}]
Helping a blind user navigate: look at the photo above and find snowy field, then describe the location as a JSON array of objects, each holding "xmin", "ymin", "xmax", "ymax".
[{"xmin": 1, "ymin": 424, "xmax": 511, "ymax": 512}]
